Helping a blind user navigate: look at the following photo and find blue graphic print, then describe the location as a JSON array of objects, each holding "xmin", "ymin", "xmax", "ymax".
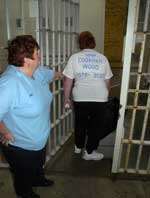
[{"xmin": 77, "ymin": 53, "xmax": 105, "ymax": 80}]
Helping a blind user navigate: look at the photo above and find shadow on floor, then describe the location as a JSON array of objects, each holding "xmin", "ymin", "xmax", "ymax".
[
  {"xmin": 0, "ymin": 136, "xmax": 150, "ymax": 198},
  {"xmin": 45, "ymin": 136, "xmax": 112, "ymax": 178}
]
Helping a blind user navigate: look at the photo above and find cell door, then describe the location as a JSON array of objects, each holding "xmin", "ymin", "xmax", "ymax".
[
  {"xmin": 0, "ymin": 0, "xmax": 79, "ymax": 167},
  {"xmin": 112, "ymin": 0, "xmax": 150, "ymax": 175}
]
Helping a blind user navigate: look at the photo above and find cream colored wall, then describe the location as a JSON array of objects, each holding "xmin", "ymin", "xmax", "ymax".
[
  {"xmin": 79, "ymin": 0, "xmax": 105, "ymax": 53},
  {"xmin": 0, "ymin": 0, "xmax": 37, "ymax": 73}
]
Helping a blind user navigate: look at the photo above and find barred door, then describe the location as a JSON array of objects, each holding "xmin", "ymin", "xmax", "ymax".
[
  {"xmin": 112, "ymin": 0, "xmax": 150, "ymax": 175},
  {"xmin": 38, "ymin": 0, "xmax": 79, "ymax": 161},
  {"xmin": 0, "ymin": 0, "xmax": 79, "ymax": 167}
]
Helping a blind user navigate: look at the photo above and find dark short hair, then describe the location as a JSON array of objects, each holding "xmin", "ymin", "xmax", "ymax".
[
  {"xmin": 7, "ymin": 35, "xmax": 40, "ymax": 67},
  {"xmin": 78, "ymin": 31, "xmax": 96, "ymax": 50}
]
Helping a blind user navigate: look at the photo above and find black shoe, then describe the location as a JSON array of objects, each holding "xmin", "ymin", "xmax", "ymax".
[
  {"xmin": 32, "ymin": 178, "xmax": 54, "ymax": 187},
  {"xmin": 18, "ymin": 191, "xmax": 40, "ymax": 198}
]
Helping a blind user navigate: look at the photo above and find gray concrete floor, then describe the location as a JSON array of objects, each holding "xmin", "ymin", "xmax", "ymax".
[
  {"xmin": 0, "ymin": 137, "xmax": 150, "ymax": 198},
  {"xmin": 1, "ymin": 68, "xmax": 150, "ymax": 198}
]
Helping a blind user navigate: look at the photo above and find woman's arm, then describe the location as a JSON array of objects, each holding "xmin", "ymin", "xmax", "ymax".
[
  {"xmin": 0, "ymin": 121, "xmax": 14, "ymax": 145},
  {"xmin": 63, "ymin": 76, "xmax": 73, "ymax": 108},
  {"xmin": 105, "ymin": 79, "xmax": 111, "ymax": 92}
]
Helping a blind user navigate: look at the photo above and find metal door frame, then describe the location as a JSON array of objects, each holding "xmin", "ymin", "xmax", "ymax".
[{"xmin": 112, "ymin": 0, "xmax": 150, "ymax": 175}]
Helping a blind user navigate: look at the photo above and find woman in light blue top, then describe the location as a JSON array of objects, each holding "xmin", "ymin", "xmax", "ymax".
[{"xmin": 0, "ymin": 35, "xmax": 60, "ymax": 198}]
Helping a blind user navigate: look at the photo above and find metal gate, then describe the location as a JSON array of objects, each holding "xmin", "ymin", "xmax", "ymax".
[
  {"xmin": 112, "ymin": 0, "xmax": 150, "ymax": 175},
  {"xmin": 38, "ymin": 0, "xmax": 79, "ymax": 162},
  {"xmin": 0, "ymin": 0, "xmax": 79, "ymax": 167}
]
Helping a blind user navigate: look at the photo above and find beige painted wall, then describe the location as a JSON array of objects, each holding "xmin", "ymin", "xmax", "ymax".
[{"xmin": 79, "ymin": 0, "xmax": 105, "ymax": 53}]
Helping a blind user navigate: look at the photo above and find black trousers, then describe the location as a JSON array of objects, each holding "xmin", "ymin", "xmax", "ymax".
[
  {"xmin": 1, "ymin": 144, "xmax": 46, "ymax": 196},
  {"xmin": 74, "ymin": 101, "xmax": 107, "ymax": 154}
]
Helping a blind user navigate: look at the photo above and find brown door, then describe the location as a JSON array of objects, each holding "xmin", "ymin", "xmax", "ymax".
[{"xmin": 104, "ymin": 0, "xmax": 128, "ymax": 68}]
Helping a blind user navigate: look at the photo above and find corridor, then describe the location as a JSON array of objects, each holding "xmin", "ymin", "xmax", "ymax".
[
  {"xmin": 0, "ymin": 136, "xmax": 150, "ymax": 198},
  {"xmin": 0, "ymin": 0, "xmax": 150, "ymax": 197},
  {"xmin": 0, "ymin": 67, "xmax": 150, "ymax": 198}
]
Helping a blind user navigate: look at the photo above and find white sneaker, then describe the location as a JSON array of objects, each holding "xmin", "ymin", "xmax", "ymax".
[
  {"xmin": 74, "ymin": 145, "xmax": 82, "ymax": 154},
  {"xmin": 82, "ymin": 150, "xmax": 104, "ymax": 161}
]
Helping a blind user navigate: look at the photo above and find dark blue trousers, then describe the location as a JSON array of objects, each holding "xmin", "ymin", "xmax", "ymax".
[
  {"xmin": 1, "ymin": 144, "xmax": 46, "ymax": 196},
  {"xmin": 74, "ymin": 101, "xmax": 107, "ymax": 154}
]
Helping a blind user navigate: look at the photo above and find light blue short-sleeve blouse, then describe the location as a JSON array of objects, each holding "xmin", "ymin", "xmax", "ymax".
[{"xmin": 0, "ymin": 65, "xmax": 54, "ymax": 150}]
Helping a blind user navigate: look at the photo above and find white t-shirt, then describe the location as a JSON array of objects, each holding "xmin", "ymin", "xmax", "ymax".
[{"xmin": 63, "ymin": 49, "xmax": 113, "ymax": 102}]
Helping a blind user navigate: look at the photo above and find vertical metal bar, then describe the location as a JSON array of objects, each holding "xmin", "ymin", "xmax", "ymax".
[
  {"xmin": 147, "ymin": 152, "xmax": 150, "ymax": 173},
  {"xmin": 63, "ymin": 0, "xmax": 66, "ymax": 62},
  {"xmin": 112, "ymin": 0, "xmax": 138, "ymax": 173},
  {"xmin": 124, "ymin": 33, "xmax": 146, "ymax": 170},
  {"xmin": 45, "ymin": 0, "xmax": 52, "ymax": 158},
  {"xmin": 38, "ymin": 0, "xmax": 44, "ymax": 65},
  {"xmin": 45, "ymin": 0, "xmax": 50, "ymax": 66},
  {"xmin": 75, "ymin": 2, "xmax": 79, "ymax": 52},
  {"xmin": 70, "ymin": 110, "xmax": 73, "ymax": 132},
  {"xmin": 74, "ymin": 4, "xmax": 78, "ymax": 52},
  {"xmin": 71, "ymin": 3, "xmax": 75, "ymax": 53},
  {"xmin": 143, "ymin": 0, "xmax": 150, "ymax": 32},
  {"xmin": 35, "ymin": 0, "xmax": 40, "ymax": 44},
  {"xmin": 74, "ymin": 4, "xmax": 77, "ymax": 52},
  {"xmin": 65, "ymin": 1, "xmax": 71, "ymax": 136},
  {"xmin": 76, "ymin": 2, "xmax": 80, "ymax": 34},
  {"xmin": 62, "ymin": 0, "xmax": 66, "ymax": 143},
  {"xmin": 136, "ymin": 85, "xmax": 150, "ymax": 170},
  {"xmin": 65, "ymin": 0, "xmax": 68, "ymax": 58},
  {"xmin": 52, "ymin": 0, "xmax": 57, "ymax": 152},
  {"xmin": 132, "ymin": 0, "xmax": 140, "ymax": 53},
  {"xmin": 21, "ymin": 0, "xmax": 25, "ymax": 34},
  {"xmin": 5, "ymin": 0, "xmax": 10, "ymax": 40},
  {"xmin": 67, "ymin": 0, "xmax": 71, "ymax": 57},
  {"xmin": 57, "ymin": 0, "xmax": 62, "ymax": 145}
]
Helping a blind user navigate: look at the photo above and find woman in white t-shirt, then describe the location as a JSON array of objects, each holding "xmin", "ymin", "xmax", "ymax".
[{"xmin": 63, "ymin": 31, "xmax": 113, "ymax": 160}]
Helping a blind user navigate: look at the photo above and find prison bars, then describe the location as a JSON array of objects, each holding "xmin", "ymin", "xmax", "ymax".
[
  {"xmin": 112, "ymin": 0, "xmax": 139, "ymax": 173},
  {"xmin": 0, "ymin": 0, "xmax": 79, "ymax": 167},
  {"xmin": 38, "ymin": 0, "xmax": 79, "ymax": 163},
  {"xmin": 112, "ymin": 0, "xmax": 150, "ymax": 175}
]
